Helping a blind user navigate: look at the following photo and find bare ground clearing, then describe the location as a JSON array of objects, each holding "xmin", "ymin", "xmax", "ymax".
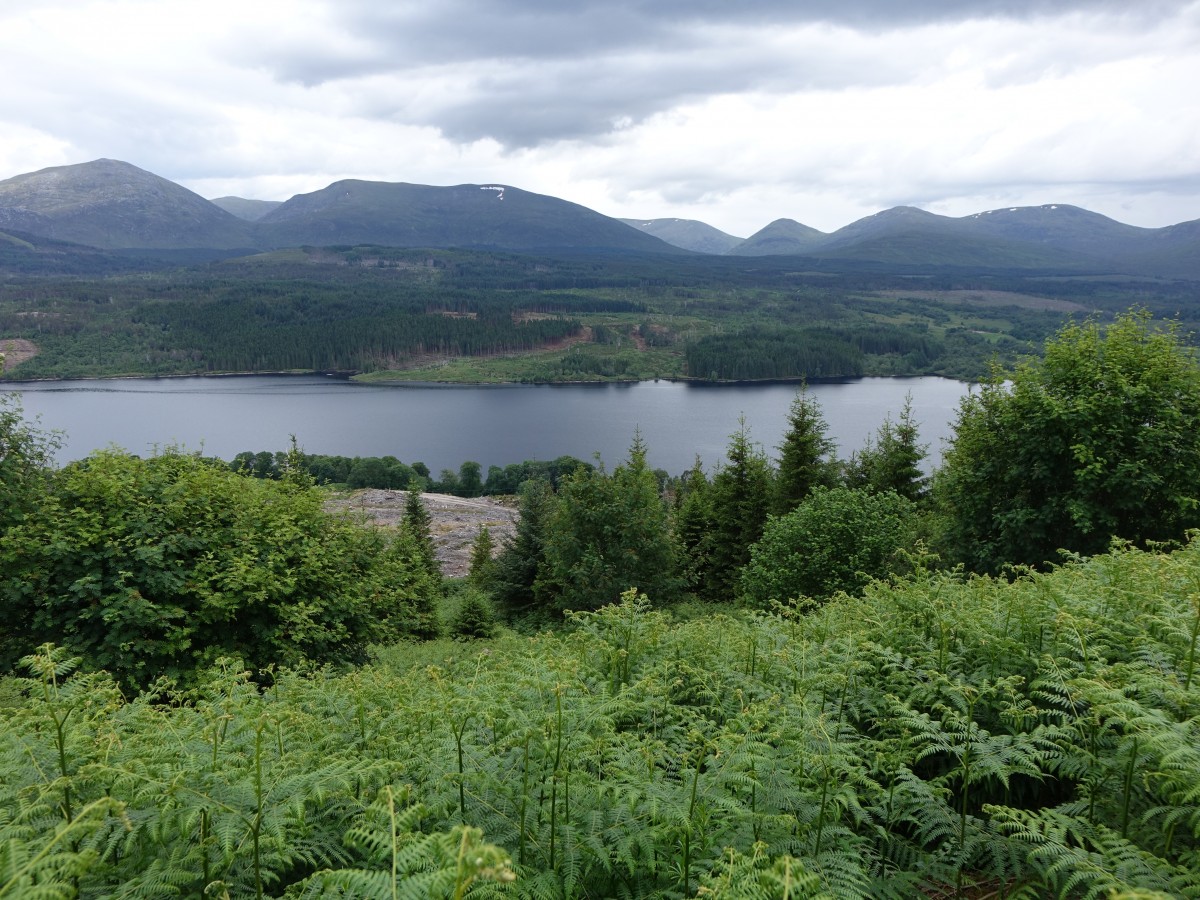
[
  {"xmin": 326, "ymin": 490, "xmax": 518, "ymax": 577},
  {"xmin": 376, "ymin": 326, "xmax": 593, "ymax": 373},
  {"xmin": 0, "ymin": 338, "xmax": 38, "ymax": 372}
]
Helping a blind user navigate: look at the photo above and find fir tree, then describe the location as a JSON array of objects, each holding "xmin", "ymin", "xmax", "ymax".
[
  {"xmin": 845, "ymin": 394, "xmax": 928, "ymax": 502},
  {"xmin": 467, "ymin": 525, "xmax": 497, "ymax": 590},
  {"xmin": 703, "ymin": 419, "xmax": 775, "ymax": 602},
  {"xmin": 537, "ymin": 433, "xmax": 679, "ymax": 612},
  {"xmin": 674, "ymin": 457, "xmax": 717, "ymax": 597},
  {"xmin": 402, "ymin": 489, "xmax": 442, "ymax": 589},
  {"xmin": 775, "ymin": 387, "xmax": 836, "ymax": 514},
  {"xmin": 491, "ymin": 479, "xmax": 555, "ymax": 619}
]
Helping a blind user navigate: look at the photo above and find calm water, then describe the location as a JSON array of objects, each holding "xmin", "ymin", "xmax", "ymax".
[{"xmin": 6, "ymin": 376, "xmax": 972, "ymax": 475}]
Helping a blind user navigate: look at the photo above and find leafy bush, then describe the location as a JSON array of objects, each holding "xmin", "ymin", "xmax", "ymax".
[
  {"xmin": 937, "ymin": 310, "xmax": 1200, "ymax": 573},
  {"xmin": 740, "ymin": 486, "xmax": 912, "ymax": 605},
  {"xmin": 0, "ymin": 394, "xmax": 57, "ymax": 535},
  {"xmin": 0, "ymin": 448, "xmax": 436, "ymax": 687}
]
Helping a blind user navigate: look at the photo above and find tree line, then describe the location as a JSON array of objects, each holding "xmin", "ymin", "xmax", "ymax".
[
  {"xmin": 683, "ymin": 323, "xmax": 948, "ymax": 380},
  {"xmin": 230, "ymin": 449, "xmax": 595, "ymax": 495},
  {"xmin": 468, "ymin": 309, "xmax": 1200, "ymax": 624},
  {"xmin": 11, "ymin": 245, "xmax": 1195, "ymax": 383}
]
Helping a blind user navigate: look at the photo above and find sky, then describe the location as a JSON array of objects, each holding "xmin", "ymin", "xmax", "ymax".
[{"xmin": 1, "ymin": 0, "xmax": 1197, "ymax": 237}]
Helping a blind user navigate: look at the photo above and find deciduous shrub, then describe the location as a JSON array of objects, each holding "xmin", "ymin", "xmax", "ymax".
[
  {"xmin": 937, "ymin": 310, "xmax": 1200, "ymax": 573},
  {"xmin": 0, "ymin": 448, "xmax": 436, "ymax": 687},
  {"xmin": 740, "ymin": 485, "xmax": 912, "ymax": 605}
]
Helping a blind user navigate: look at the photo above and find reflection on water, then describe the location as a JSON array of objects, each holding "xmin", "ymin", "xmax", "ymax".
[{"xmin": 7, "ymin": 375, "xmax": 972, "ymax": 475}]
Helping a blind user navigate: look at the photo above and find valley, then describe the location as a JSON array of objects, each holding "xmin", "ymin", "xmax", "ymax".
[{"xmin": 1, "ymin": 159, "xmax": 1198, "ymax": 386}]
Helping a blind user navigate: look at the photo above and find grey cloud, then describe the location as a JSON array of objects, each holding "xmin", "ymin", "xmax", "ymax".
[
  {"xmin": 231, "ymin": 0, "xmax": 1189, "ymax": 149},
  {"xmin": 254, "ymin": 0, "xmax": 1177, "ymax": 79},
  {"xmin": 369, "ymin": 47, "xmax": 811, "ymax": 147}
]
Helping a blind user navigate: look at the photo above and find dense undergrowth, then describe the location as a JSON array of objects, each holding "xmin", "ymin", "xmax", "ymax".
[{"xmin": 4, "ymin": 539, "xmax": 1199, "ymax": 898}]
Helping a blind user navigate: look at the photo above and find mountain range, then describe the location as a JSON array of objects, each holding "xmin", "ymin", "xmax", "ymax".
[{"xmin": 1, "ymin": 159, "xmax": 1197, "ymax": 276}]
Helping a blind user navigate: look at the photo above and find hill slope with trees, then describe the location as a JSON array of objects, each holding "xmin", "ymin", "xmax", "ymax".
[{"xmin": 3, "ymin": 311, "xmax": 1200, "ymax": 897}]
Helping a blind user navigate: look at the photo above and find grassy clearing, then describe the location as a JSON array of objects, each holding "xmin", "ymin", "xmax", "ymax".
[{"xmin": 357, "ymin": 342, "xmax": 686, "ymax": 383}]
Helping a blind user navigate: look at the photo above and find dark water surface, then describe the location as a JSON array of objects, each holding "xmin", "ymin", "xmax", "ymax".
[{"xmin": 7, "ymin": 375, "xmax": 972, "ymax": 475}]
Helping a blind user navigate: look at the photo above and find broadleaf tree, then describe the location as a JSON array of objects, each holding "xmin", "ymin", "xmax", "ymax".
[
  {"xmin": 0, "ymin": 448, "xmax": 434, "ymax": 686},
  {"xmin": 936, "ymin": 310, "xmax": 1200, "ymax": 573},
  {"xmin": 740, "ymin": 485, "xmax": 913, "ymax": 605}
]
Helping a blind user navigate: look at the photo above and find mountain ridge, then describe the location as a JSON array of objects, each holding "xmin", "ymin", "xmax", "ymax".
[
  {"xmin": 728, "ymin": 218, "xmax": 828, "ymax": 256},
  {"xmin": 1, "ymin": 159, "xmax": 1197, "ymax": 276}
]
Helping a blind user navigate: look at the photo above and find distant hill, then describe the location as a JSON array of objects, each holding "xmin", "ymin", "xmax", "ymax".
[
  {"xmin": 0, "ymin": 228, "xmax": 176, "ymax": 275},
  {"xmin": 619, "ymin": 217, "xmax": 743, "ymax": 254},
  {"xmin": 0, "ymin": 161, "xmax": 680, "ymax": 256},
  {"xmin": 0, "ymin": 159, "xmax": 257, "ymax": 250},
  {"xmin": 808, "ymin": 206, "xmax": 1096, "ymax": 269},
  {"xmin": 257, "ymin": 180, "xmax": 679, "ymax": 253},
  {"xmin": 727, "ymin": 218, "xmax": 828, "ymax": 256},
  {"xmin": 728, "ymin": 204, "xmax": 1200, "ymax": 277},
  {"xmin": 958, "ymin": 204, "xmax": 1146, "ymax": 258},
  {"xmin": 1, "ymin": 159, "xmax": 1197, "ymax": 276},
  {"xmin": 210, "ymin": 196, "xmax": 283, "ymax": 221}
]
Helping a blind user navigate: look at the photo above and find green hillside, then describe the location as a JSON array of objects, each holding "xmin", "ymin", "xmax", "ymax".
[
  {"xmin": 10, "ymin": 245, "xmax": 1200, "ymax": 384},
  {"xmin": 727, "ymin": 218, "xmax": 828, "ymax": 255}
]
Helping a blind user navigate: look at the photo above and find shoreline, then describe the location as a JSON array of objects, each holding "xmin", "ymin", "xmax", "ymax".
[{"xmin": 2, "ymin": 369, "xmax": 961, "ymax": 388}]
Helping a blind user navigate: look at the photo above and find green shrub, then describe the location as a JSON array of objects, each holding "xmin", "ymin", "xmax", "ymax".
[
  {"xmin": 0, "ymin": 448, "xmax": 436, "ymax": 688},
  {"xmin": 450, "ymin": 589, "xmax": 498, "ymax": 639},
  {"xmin": 740, "ymin": 486, "xmax": 912, "ymax": 605}
]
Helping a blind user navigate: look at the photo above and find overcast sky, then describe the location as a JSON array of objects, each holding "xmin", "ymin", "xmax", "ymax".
[{"xmin": 1, "ymin": 0, "xmax": 1197, "ymax": 236}]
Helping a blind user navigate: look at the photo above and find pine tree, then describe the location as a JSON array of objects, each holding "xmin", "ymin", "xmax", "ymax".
[
  {"xmin": 378, "ymin": 526, "xmax": 442, "ymax": 639},
  {"xmin": 467, "ymin": 525, "xmax": 497, "ymax": 589},
  {"xmin": 491, "ymin": 479, "xmax": 555, "ymax": 619},
  {"xmin": 846, "ymin": 394, "xmax": 928, "ymax": 502},
  {"xmin": 402, "ymin": 490, "xmax": 442, "ymax": 589},
  {"xmin": 674, "ymin": 457, "xmax": 717, "ymax": 596},
  {"xmin": 703, "ymin": 419, "xmax": 775, "ymax": 602},
  {"xmin": 775, "ymin": 387, "xmax": 836, "ymax": 514},
  {"xmin": 537, "ymin": 433, "xmax": 679, "ymax": 612}
]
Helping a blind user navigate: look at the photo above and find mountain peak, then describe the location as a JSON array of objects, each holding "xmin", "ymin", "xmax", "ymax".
[
  {"xmin": 0, "ymin": 159, "xmax": 254, "ymax": 249},
  {"xmin": 619, "ymin": 217, "xmax": 744, "ymax": 254},
  {"xmin": 727, "ymin": 218, "xmax": 827, "ymax": 256}
]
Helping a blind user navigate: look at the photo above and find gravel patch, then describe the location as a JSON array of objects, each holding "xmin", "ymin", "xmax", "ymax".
[{"xmin": 327, "ymin": 489, "xmax": 518, "ymax": 577}]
